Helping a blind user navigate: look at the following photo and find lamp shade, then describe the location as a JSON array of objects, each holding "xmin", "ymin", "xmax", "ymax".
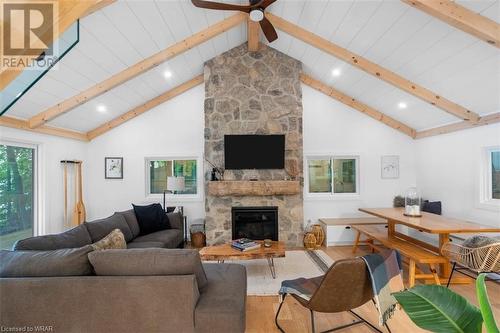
[{"xmin": 167, "ymin": 176, "xmax": 185, "ymax": 192}]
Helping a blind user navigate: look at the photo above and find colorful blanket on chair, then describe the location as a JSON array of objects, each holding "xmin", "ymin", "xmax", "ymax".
[
  {"xmin": 278, "ymin": 275, "xmax": 323, "ymax": 301},
  {"xmin": 361, "ymin": 250, "xmax": 404, "ymax": 326}
]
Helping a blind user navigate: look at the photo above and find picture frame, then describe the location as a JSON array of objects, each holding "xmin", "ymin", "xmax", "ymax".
[
  {"xmin": 105, "ymin": 157, "xmax": 123, "ymax": 179},
  {"xmin": 381, "ymin": 155, "xmax": 399, "ymax": 179}
]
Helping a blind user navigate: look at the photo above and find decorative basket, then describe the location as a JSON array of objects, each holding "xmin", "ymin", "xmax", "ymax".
[
  {"xmin": 311, "ymin": 224, "xmax": 325, "ymax": 248},
  {"xmin": 442, "ymin": 241, "xmax": 500, "ymax": 273},
  {"xmin": 303, "ymin": 232, "xmax": 317, "ymax": 250}
]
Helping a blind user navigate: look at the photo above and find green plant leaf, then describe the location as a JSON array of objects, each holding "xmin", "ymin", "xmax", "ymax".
[
  {"xmin": 477, "ymin": 274, "xmax": 500, "ymax": 333},
  {"xmin": 393, "ymin": 285, "xmax": 483, "ymax": 333}
]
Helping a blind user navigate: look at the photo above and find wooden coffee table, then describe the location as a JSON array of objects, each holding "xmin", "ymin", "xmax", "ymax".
[{"xmin": 199, "ymin": 241, "xmax": 285, "ymax": 278}]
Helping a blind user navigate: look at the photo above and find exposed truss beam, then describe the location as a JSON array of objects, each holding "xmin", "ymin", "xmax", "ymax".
[
  {"xmin": 28, "ymin": 13, "xmax": 246, "ymax": 129},
  {"xmin": 267, "ymin": 13, "xmax": 480, "ymax": 123},
  {"xmin": 248, "ymin": 18, "xmax": 260, "ymax": 51},
  {"xmin": 0, "ymin": 0, "xmax": 115, "ymax": 91},
  {"xmin": 415, "ymin": 113, "xmax": 500, "ymax": 139},
  {"xmin": 87, "ymin": 75, "xmax": 204, "ymax": 140},
  {"xmin": 301, "ymin": 74, "xmax": 416, "ymax": 138},
  {"xmin": 0, "ymin": 116, "xmax": 89, "ymax": 141},
  {"xmin": 402, "ymin": 0, "xmax": 500, "ymax": 48}
]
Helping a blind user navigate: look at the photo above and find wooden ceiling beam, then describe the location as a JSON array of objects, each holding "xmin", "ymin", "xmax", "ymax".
[
  {"xmin": 87, "ymin": 75, "xmax": 204, "ymax": 140},
  {"xmin": 301, "ymin": 73, "xmax": 416, "ymax": 139},
  {"xmin": 267, "ymin": 13, "xmax": 480, "ymax": 123},
  {"xmin": 402, "ymin": 0, "xmax": 500, "ymax": 48},
  {"xmin": 248, "ymin": 18, "xmax": 260, "ymax": 51},
  {"xmin": 415, "ymin": 113, "xmax": 500, "ymax": 139},
  {"xmin": 28, "ymin": 13, "xmax": 246, "ymax": 129},
  {"xmin": 0, "ymin": 116, "xmax": 89, "ymax": 141},
  {"xmin": 0, "ymin": 0, "xmax": 115, "ymax": 91}
]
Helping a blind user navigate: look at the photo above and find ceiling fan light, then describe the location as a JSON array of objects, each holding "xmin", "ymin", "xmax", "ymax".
[{"xmin": 249, "ymin": 9, "xmax": 264, "ymax": 22}]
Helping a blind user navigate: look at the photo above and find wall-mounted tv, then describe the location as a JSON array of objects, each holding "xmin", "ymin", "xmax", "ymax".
[{"xmin": 224, "ymin": 135, "xmax": 285, "ymax": 170}]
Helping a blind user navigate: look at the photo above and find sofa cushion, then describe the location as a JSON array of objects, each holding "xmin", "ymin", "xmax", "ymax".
[
  {"xmin": 88, "ymin": 248, "xmax": 208, "ymax": 289},
  {"xmin": 0, "ymin": 245, "xmax": 94, "ymax": 277},
  {"xmin": 166, "ymin": 211, "xmax": 183, "ymax": 230},
  {"xmin": 116, "ymin": 209, "xmax": 140, "ymax": 238},
  {"xmin": 13, "ymin": 224, "xmax": 92, "ymax": 251},
  {"xmin": 195, "ymin": 263, "xmax": 247, "ymax": 333},
  {"xmin": 92, "ymin": 229, "xmax": 127, "ymax": 251},
  {"xmin": 127, "ymin": 241, "xmax": 165, "ymax": 249},
  {"xmin": 133, "ymin": 203, "xmax": 171, "ymax": 235},
  {"xmin": 85, "ymin": 213, "xmax": 133, "ymax": 243},
  {"xmin": 131, "ymin": 229, "xmax": 183, "ymax": 248}
]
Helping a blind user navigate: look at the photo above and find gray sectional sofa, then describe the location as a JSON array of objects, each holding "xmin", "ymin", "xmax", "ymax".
[
  {"xmin": 0, "ymin": 210, "xmax": 247, "ymax": 333},
  {"xmin": 13, "ymin": 209, "xmax": 184, "ymax": 251}
]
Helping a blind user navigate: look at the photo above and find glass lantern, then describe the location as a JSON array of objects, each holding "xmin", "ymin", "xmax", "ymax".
[{"xmin": 404, "ymin": 187, "xmax": 422, "ymax": 217}]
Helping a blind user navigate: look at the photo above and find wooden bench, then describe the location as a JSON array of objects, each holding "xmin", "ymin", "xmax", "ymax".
[
  {"xmin": 351, "ymin": 224, "xmax": 448, "ymax": 287},
  {"xmin": 318, "ymin": 217, "xmax": 386, "ymax": 246}
]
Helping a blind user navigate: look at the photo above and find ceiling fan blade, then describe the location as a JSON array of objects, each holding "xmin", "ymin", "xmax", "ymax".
[
  {"xmin": 191, "ymin": 0, "xmax": 252, "ymax": 12},
  {"xmin": 260, "ymin": 0, "xmax": 278, "ymax": 9},
  {"xmin": 259, "ymin": 16, "xmax": 278, "ymax": 42}
]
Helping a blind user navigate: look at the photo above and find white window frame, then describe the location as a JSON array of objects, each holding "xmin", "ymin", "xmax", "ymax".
[
  {"xmin": 304, "ymin": 154, "xmax": 360, "ymax": 200},
  {"xmin": 0, "ymin": 139, "xmax": 42, "ymax": 236},
  {"xmin": 145, "ymin": 156, "xmax": 203, "ymax": 202},
  {"xmin": 478, "ymin": 146, "xmax": 500, "ymax": 210}
]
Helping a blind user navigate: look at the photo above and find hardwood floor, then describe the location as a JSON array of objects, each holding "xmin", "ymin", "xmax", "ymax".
[{"xmin": 245, "ymin": 245, "xmax": 500, "ymax": 333}]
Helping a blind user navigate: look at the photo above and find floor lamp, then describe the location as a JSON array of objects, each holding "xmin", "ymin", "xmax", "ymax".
[{"xmin": 163, "ymin": 176, "xmax": 187, "ymax": 243}]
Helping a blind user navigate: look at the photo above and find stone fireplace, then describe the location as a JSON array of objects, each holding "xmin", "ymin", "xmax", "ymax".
[{"xmin": 204, "ymin": 43, "xmax": 304, "ymax": 246}]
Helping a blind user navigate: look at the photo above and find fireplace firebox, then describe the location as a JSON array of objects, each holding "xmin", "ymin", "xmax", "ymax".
[{"xmin": 232, "ymin": 206, "xmax": 278, "ymax": 241}]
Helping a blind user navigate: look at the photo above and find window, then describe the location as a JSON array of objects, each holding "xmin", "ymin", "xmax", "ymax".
[
  {"xmin": 491, "ymin": 150, "xmax": 500, "ymax": 200},
  {"xmin": 147, "ymin": 158, "xmax": 198, "ymax": 196},
  {"xmin": 0, "ymin": 143, "xmax": 37, "ymax": 250},
  {"xmin": 307, "ymin": 156, "xmax": 359, "ymax": 196}
]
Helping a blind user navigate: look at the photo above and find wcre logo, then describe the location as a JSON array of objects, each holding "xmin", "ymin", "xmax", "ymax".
[{"xmin": 1, "ymin": 0, "xmax": 58, "ymax": 70}]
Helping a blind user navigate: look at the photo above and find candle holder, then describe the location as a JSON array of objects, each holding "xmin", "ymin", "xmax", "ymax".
[{"xmin": 404, "ymin": 187, "xmax": 422, "ymax": 217}]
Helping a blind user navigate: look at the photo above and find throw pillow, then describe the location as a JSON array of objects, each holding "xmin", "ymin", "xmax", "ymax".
[
  {"xmin": 422, "ymin": 200, "xmax": 442, "ymax": 215},
  {"xmin": 88, "ymin": 248, "xmax": 208, "ymax": 290},
  {"xmin": 462, "ymin": 235, "xmax": 500, "ymax": 248},
  {"xmin": 0, "ymin": 245, "xmax": 94, "ymax": 277},
  {"xmin": 92, "ymin": 229, "xmax": 127, "ymax": 251},
  {"xmin": 133, "ymin": 203, "xmax": 171, "ymax": 235}
]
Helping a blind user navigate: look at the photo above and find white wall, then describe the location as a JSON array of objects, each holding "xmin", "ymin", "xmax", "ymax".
[
  {"xmin": 302, "ymin": 85, "xmax": 417, "ymax": 225},
  {"xmin": 0, "ymin": 127, "xmax": 87, "ymax": 234},
  {"xmin": 84, "ymin": 85, "xmax": 205, "ymax": 228},
  {"xmin": 415, "ymin": 123, "xmax": 500, "ymax": 229}
]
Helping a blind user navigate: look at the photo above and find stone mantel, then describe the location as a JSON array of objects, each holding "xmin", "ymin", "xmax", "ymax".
[{"xmin": 208, "ymin": 180, "xmax": 300, "ymax": 196}]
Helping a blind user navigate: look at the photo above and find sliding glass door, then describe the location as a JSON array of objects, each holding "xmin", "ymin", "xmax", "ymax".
[{"xmin": 0, "ymin": 142, "xmax": 36, "ymax": 250}]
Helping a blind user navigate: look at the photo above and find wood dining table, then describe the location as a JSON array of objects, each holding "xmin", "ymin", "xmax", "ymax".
[{"xmin": 359, "ymin": 207, "xmax": 500, "ymax": 284}]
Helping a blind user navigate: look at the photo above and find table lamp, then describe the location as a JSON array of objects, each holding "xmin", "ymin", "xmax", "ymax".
[{"xmin": 163, "ymin": 176, "xmax": 185, "ymax": 212}]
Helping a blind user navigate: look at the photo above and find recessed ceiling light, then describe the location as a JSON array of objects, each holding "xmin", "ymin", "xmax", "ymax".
[
  {"xmin": 398, "ymin": 102, "xmax": 407, "ymax": 109},
  {"xmin": 96, "ymin": 104, "xmax": 107, "ymax": 113},
  {"xmin": 163, "ymin": 70, "xmax": 172, "ymax": 79},
  {"xmin": 331, "ymin": 68, "xmax": 341, "ymax": 77}
]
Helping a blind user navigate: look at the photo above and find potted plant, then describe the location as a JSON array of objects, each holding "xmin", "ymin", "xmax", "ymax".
[{"xmin": 393, "ymin": 274, "xmax": 499, "ymax": 333}]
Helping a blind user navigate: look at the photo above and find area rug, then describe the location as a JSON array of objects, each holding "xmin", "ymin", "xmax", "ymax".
[{"xmin": 224, "ymin": 250, "xmax": 334, "ymax": 296}]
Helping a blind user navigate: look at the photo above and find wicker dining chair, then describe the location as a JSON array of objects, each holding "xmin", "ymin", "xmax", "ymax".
[
  {"xmin": 275, "ymin": 258, "xmax": 391, "ymax": 333},
  {"xmin": 441, "ymin": 239, "xmax": 500, "ymax": 287}
]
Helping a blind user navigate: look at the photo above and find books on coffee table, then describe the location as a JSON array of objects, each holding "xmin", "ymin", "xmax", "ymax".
[{"xmin": 231, "ymin": 238, "xmax": 261, "ymax": 252}]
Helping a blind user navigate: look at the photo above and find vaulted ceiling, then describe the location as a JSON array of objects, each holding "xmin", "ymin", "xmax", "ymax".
[{"xmin": 2, "ymin": 0, "xmax": 499, "ymax": 139}]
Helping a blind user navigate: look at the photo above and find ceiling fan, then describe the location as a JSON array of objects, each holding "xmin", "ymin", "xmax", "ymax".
[{"xmin": 191, "ymin": 0, "xmax": 278, "ymax": 43}]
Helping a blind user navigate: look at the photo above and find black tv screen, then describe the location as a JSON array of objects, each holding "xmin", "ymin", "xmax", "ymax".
[{"xmin": 224, "ymin": 135, "xmax": 285, "ymax": 170}]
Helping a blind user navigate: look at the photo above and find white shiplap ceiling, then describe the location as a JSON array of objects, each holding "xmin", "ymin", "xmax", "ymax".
[{"xmin": 4, "ymin": 0, "xmax": 500, "ymax": 134}]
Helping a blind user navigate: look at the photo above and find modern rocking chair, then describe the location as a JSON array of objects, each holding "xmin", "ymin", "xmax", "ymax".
[{"xmin": 275, "ymin": 258, "xmax": 391, "ymax": 333}]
